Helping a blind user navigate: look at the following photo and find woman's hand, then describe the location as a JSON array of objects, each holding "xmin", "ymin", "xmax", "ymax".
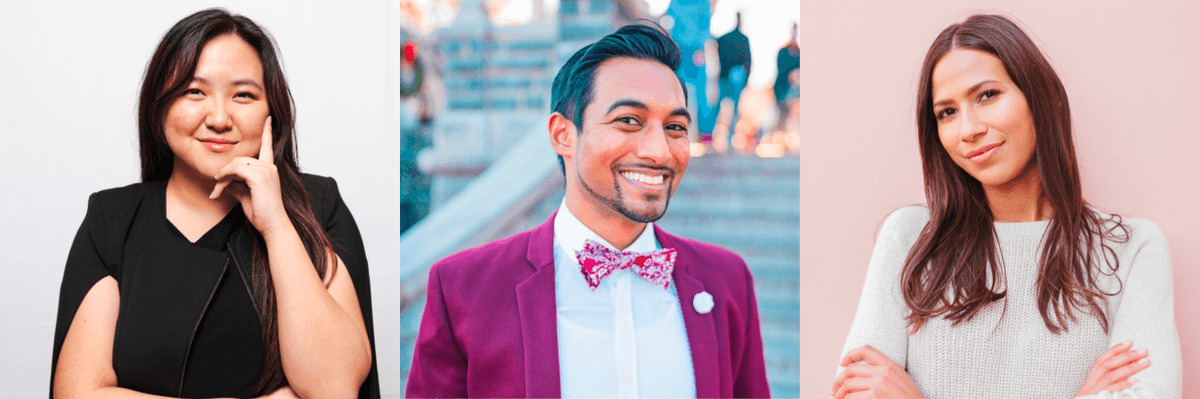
[
  {"xmin": 210, "ymin": 117, "xmax": 290, "ymax": 238},
  {"xmin": 1076, "ymin": 340, "xmax": 1149, "ymax": 396},
  {"xmin": 832, "ymin": 345, "xmax": 925, "ymax": 399}
]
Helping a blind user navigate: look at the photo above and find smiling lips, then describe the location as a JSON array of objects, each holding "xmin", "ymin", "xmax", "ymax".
[
  {"xmin": 967, "ymin": 142, "xmax": 1002, "ymax": 164},
  {"xmin": 200, "ymin": 139, "xmax": 235, "ymax": 152},
  {"xmin": 620, "ymin": 171, "xmax": 666, "ymax": 187}
]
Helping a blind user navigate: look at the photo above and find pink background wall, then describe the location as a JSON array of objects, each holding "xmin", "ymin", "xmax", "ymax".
[{"xmin": 799, "ymin": 1, "xmax": 1200, "ymax": 398}]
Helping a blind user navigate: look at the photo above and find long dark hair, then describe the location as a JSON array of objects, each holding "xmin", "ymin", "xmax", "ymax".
[
  {"xmin": 905, "ymin": 14, "xmax": 1127, "ymax": 334},
  {"xmin": 137, "ymin": 8, "xmax": 335, "ymax": 394}
]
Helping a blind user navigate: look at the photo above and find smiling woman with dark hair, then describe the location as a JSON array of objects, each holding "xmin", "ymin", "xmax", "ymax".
[
  {"xmin": 833, "ymin": 14, "xmax": 1180, "ymax": 398},
  {"xmin": 50, "ymin": 9, "xmax": 379, "ymax": 399}
]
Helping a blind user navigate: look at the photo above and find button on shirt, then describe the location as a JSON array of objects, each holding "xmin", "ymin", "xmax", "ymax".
[{"xmin": 554, "ymin": 202, "xmax": 696, "ymax": 398}]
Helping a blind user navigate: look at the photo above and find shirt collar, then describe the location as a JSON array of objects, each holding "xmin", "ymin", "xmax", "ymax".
[{"xmin": 554, "ymin": 200, "xmax": 659, "ymax": 256}]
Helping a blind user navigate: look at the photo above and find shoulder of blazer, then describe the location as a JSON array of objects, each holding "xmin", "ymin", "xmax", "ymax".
[
  {"xmin": 431, "ymin": 227, "xmax": 538, "ymax": 284},
  {"xmin": 86, "ymin": 182, "xmax": 157, "ymax": 238},
  {"xmin": 84, "ymin": 181, "xmax": 158, "ymax": 277}
]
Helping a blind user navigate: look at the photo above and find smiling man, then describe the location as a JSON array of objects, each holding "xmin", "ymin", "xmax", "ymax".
[{"xmin": 406, "ymin": 24, "xmax": 770, "ymax": 398}]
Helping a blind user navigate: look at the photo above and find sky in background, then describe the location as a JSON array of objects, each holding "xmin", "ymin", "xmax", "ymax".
[{"xmin": 401, "ymin": 0, "xmax": 800, "ymax": 88}]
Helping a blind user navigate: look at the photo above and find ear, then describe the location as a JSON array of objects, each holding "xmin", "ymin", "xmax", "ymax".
[{"xmin": 548, "ymin": 112, "xmax": 577, "ymax": 160}]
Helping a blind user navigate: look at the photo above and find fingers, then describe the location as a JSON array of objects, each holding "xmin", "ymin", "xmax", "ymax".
[
  {"xmin": 832, "ymin": 363, "xmax": 879, "ymax": 396},
  {"xmin": 1096, "ymin": 340, "xmax": 1133, "ymax": 364},
  {"xmin": 1103, "ymin": 377, "xmax": 1137, "ymax": 393},
  {"xmin": 259, "ymin": 116, "xmax": 274, "ymax": 164},
  {"xmin": 210, "ymin": 179, "xmax": 231, "ymax": 200},
  {"xmin": 832, "ymin": 375, "xmax": 875, "ymax": 399},
  {"xmin": 1101, "ymin": 347, "xmax": 1147, "ymax": 371},
  {"xmin": 210, "ymin": 157, "xmax": 259, "ymax": 199},
  {"xmin": 1102, "ymin": 353, "xmax": 1150, "ymax": 385},
  {"xmin": 840, "ymin": 345, "xmax": 891, "ymax": 367}
]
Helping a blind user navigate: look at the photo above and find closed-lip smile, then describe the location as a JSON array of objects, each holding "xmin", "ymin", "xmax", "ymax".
[
  {"xmin": 967, "ymin": 142, "xmax": 1002, "ymax": 160},
  {"xmin": 199, "ymin": 138, "xmax": 237, "ymax": 152}
]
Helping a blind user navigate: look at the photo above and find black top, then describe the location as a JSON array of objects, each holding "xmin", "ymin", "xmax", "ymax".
[{"xmin": 51, "ymin": 174, "xmax": 381, "ymax": 399}]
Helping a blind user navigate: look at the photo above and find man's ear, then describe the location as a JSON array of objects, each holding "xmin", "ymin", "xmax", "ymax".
[{"xmin": 548, "ymin": 112, "xmax": 577, "ymax": 159}]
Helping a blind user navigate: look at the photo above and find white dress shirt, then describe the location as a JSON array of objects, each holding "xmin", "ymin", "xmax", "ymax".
[{"xmin": 553, "ymin": 201, "xmax": 696, "ymax": 398}]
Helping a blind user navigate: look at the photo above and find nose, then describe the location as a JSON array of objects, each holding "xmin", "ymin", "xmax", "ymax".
[
  {"xmin": 636, "ymin": 121, "xmax": 673, "ymax": 165},
  {"xmin": 958, "ymin": 107, "xmax": 987, "ymax": 142},
  {"xmin": 205, "ymin": 99, "xmax": 233, "ymax": 134}
]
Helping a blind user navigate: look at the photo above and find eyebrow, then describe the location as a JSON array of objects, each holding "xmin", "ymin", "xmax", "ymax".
[
  {"xmin": 932, "ymin": 79, "xmax": 999, "ymax": 108},
  {"xmin": 192, "ymin": 76, "xmax": 265, "ymax": 91},
  {"xmin": 605, "ymin": 99, "xmax": 693, "ymax": 123}
]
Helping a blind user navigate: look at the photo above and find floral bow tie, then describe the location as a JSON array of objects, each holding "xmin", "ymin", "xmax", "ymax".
[{"xmin": 575, "ymin": 239, "xmax": 676, "ymax": 291}]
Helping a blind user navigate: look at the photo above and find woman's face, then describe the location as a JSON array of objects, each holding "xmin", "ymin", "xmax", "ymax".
[
  {"xmin": 164, "ymin": 34, "xmax": 268, "ymax": 181},
  {"xmin": 931, "ymin": 49, "xmax": 1037, "ymax": 189}
]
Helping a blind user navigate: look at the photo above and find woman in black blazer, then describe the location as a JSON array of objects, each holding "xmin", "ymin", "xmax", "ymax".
[{"xmin": 50, "ymin": 9, "xmax": 379, "ymax": 399}]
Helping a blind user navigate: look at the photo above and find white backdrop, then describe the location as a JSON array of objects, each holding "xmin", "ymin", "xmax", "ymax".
[{"xmin": 0, "ymin": 1, "xmax": 402, "ymax": 397}]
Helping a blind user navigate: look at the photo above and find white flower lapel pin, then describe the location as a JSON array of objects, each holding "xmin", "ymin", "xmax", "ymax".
[{"xmin": 693, "ymin": 291, "xmax": 714, "ymax": 314}]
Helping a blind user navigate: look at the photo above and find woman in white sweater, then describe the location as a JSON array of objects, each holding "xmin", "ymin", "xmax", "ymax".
[{"xmin": 832, "ymin": 14, "xmax": 1181, "ymax": 399}]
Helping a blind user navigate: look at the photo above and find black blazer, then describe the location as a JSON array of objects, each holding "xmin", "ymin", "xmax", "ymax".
[{"xmin": 50, "ymin": 174, "xmax": 381, "ymax": 399}]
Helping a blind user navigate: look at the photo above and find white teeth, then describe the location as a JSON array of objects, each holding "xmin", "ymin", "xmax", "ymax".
[{"xmin": 621, "ymin": 172, "xmax": 664, "ymax": 185}]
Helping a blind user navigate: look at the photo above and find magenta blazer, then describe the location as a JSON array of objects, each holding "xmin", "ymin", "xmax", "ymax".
[{"xmin": 406, "ymin": 213, "xmax": 771, "ymax": 398}]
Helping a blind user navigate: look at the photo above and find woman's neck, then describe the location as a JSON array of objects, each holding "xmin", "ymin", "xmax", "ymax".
[
  {"xmin": 166, "ymin": 165, "xmax": 237, "ymax": 241},
  {"xmin": 983, "ymin": 164, "xmax": 1050, "ymax": 223}
]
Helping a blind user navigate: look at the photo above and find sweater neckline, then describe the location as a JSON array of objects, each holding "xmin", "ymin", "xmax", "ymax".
[{"xmin": 992, "ymin": 218, "xmax": 1050, "ymax": 237}]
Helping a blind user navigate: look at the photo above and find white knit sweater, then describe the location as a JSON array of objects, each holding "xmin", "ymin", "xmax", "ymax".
[{"xmin": 840, "ymin": 206, "xmax": 1181, "ymax": 399}]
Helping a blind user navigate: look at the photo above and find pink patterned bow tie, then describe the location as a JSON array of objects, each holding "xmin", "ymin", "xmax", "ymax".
[{"xmin": 575, "ymin": 239, "xmax": 676, "ymax": 291}]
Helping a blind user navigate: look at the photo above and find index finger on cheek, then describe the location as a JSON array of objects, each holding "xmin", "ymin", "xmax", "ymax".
[{"xmin": 259, "ymin": 116, "xmax": 274, "ymax": 164}]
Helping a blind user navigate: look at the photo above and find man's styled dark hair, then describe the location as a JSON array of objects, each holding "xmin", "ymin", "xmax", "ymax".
[{"xmin": 550, "ymin": 22, "xmax": 687, "ymax": 172}]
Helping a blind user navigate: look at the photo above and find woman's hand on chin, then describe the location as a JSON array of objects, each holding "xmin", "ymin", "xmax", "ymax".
[
  {"xmin": 1076, "ymin": 340, "xmax": 1149, "ymax": 396},
  {"xmin": 210, "ymin": 117, "xmax": 290, "ymax": 238},
  {"xmin": 832, "ymin": 345, "xmax": 925, "ymax": 399}
]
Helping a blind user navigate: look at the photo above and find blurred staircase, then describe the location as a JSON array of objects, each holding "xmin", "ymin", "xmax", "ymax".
[{"xmin": 657, "ymin": 154, "xmax": 800, "ymax": 397}]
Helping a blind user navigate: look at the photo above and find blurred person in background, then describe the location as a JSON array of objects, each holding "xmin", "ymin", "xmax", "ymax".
[
  {"xmin": 771, "ymin": 22, "xmax": 799, "ymax": 139},
  {"xmin": 833, "ymin": 14, "xmax": 1179, "ymax": 398},
  {"xmin": 406, "ymin": 23, "xmax": 770, "ymax": 398},
  {"xmin": 715, "ymin": 11, "xmax": 751, "ymax": 152},
  {"xmin": 51, "ymin": 9, "xmax": 379, "ymax": 399}
]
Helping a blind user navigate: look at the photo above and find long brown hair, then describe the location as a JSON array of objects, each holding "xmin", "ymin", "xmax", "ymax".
[
  {"xmin": 137, "ymin": 8, "xmax": 335, "ymax": 394},
  {"xmin": 906, "ymin": 14, "xmax": 1127, "ymax": 334}
]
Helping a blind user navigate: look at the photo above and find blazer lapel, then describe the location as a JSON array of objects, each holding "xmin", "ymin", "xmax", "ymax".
[
  {"xmin": 514, "ymin": 213, "xmax": 561, "ymax": 397},
  {"xmin": 658, "ymin": 226, "xmax": 720, "ymax": 397},
  {"xmin": 226, "ymin": 228, "xmax": 259, "ymax": 312}
]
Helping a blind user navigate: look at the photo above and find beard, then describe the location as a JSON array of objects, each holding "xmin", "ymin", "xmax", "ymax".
[{"xmin": 578, "ymin": 168, "xmax": 675, "ymax": 223}]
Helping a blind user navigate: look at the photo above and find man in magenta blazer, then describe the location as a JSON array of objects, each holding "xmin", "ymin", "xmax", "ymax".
[{"xmin": 406, "ymin": 23, "xmax": 770, "ymax": 398}]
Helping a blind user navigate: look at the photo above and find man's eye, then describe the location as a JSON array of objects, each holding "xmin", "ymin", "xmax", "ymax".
[{"xmin": 616, "ymin": 116, "xmax": 640, "ymax": 125}]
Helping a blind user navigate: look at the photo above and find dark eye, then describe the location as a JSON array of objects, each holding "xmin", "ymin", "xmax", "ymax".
[
  {"xmin": 666, "ymin": 123, "xmax": 687, "ymax": 132},
  {"xmin": 235, "ymin": 92, "xmax": 258, "ymax": 100},
  {"xmin": 979, "ymin": 89, "xmax": 1000, "ymax": 101},
  {"xmin": 615, "ymin": 116, "xmax": 641, "ymax": 126},
  {"xmin": 182, "ymin": 88, "xmax": 203, "ymax": 96},
  {"xmin": 936, "ymin": 108, "xmax": 956, "ymax": 120}
]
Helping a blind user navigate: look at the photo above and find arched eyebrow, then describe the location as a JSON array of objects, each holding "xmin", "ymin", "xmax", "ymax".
[
  {"xmin": 933, "ymin": 79, "xmax": 1000, "ymax": 108},
  {"xmin": 605, "ymin": 99, "xmax": 692, "ymax": 123},
  {"xmin": 191, "ymin": 76, "xmax": 264, "ymax": 91}
]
